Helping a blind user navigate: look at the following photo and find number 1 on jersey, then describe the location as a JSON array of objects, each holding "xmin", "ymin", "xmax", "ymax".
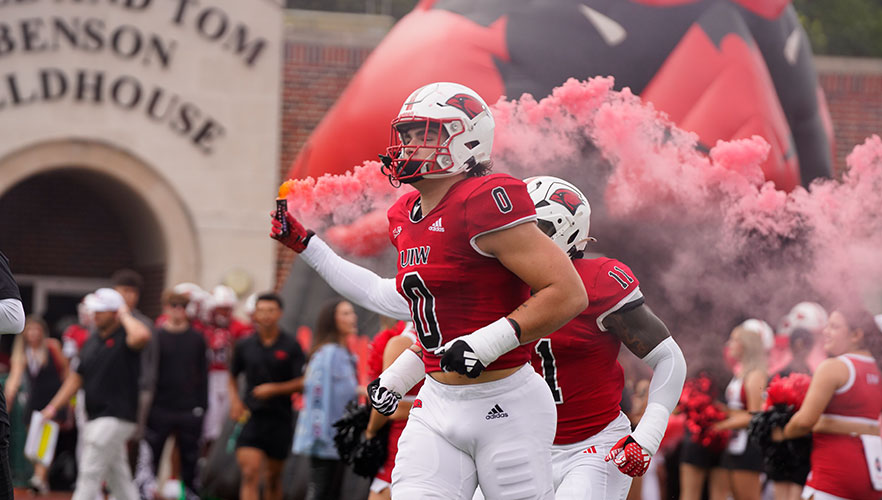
[
  {"xmin": 401, "ymin": 272, "xmax": 442, "ymax": 350},
  {"xmin": 535, "ymin": 338, "xmax": 563, "ymax": 404}
]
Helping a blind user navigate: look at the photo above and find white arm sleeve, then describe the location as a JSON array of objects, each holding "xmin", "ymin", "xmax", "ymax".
[
  {"xmin": 300, "ymin": 235, "xmax": 411, "ymax": 321},
  {"xmin": 630, "ymin": 336, "xmax": 687, "ymax": 455},
  {"xmin": 0, "ymin": 298, "xmax": 25, "ymax": 334}
]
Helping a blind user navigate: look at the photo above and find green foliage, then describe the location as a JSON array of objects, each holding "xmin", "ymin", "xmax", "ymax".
[
  {"xmin": 286, "ymin": 0, "xmax": 419, "ymax": 20},
  {"xmin": 792, "ymin": 0, "xmax": 882, "ymax": 57}
]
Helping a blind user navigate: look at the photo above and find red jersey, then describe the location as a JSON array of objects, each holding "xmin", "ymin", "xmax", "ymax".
[
  {"xmin": 204, "ymin": 319, "xmax": 253, "ymax": 371},
  {"xmin": 529, "ymin": 258, "xmax": 643, "ymax": 445},
  {"xmin": 387, "ymin": 174, "xmax": 536, "ymax": 373},
  {"xmin": 806, "ymin": 354, "xmax": 882, "ymax": 500},
  {"xmin": 62, "ymin": 324, "xmax": 91, "ymax": 358}
]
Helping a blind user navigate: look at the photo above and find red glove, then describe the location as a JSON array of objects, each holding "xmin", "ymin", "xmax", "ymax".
[
  {"xmin": 604, "ymin": 435, "xmax": 651, "ymax": 477},
  {"xmin": 270, "ymin": 211, "xmax": 313, "ymax": 253}
]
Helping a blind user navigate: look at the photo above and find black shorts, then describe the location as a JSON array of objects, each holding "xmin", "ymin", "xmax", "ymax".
[
  {"xmin": 236, "ymin": 412, "xmax": 293, "ymax": 461},
  {"xmin": 679, "ymin": 430, "xmax": 723, "ymax": 468},
  {"xmin": 720, "ymin": 441, "xmax": 765, "ymax": 472}
]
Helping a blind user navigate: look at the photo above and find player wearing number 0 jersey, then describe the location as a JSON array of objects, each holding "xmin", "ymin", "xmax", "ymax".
[
  {"xmin": 388, "ymin": 173, "xmax": 536, "ymax": 371},
  {"xmin": 524, "ymin": 176, "xmax": 687, "ymax": 500},
  {"xmin": 271, "ymin": 83, "xmax": 587, "ymax": 500}
]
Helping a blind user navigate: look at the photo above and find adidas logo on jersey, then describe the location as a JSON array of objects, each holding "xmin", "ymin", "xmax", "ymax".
[
  {"xmin": 582, "ymin": 446, "xmax": 598, "ymax": 454},
  {"xmin": 485, "ymin": 404, "xmax": 508, "ymax": 420},
  {"xmin": 428, "ymin": 218, "xmax": 445, "ymax": 232}
]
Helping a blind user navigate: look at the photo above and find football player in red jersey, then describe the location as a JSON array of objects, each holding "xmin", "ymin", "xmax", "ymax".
[
  {"xmin": 773, "ymin": 307, "xmax": 882, "ymax": 500},
  {"xmin": 272, "ymin": 82, "xmax": 587, "ymax": 499},
  {"xmin": 517, "ymin": 176, "xmax": 686, "ymax": 499}
]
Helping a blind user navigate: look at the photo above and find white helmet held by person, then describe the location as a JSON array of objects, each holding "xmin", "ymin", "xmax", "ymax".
[
  {"xmin": 383, "ymin": 82, "xmax": 494, "ymax": 184},
  {"xmin": 524, "ymin": 175, "xmax": 593, "ymax": 258}
]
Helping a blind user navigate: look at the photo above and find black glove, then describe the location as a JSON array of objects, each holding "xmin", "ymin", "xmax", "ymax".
[
  {"xmin": 438, "ymin": 340, "xmax": 486, "ymax": 378},
  {"xmin": 368, "ymin": 377, "xmax": 401, "ymax": 416}
]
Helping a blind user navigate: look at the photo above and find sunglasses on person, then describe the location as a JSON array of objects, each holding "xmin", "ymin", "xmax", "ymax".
[{"xmin": 168, "ymin": 302, "xmax": 189, "ymax": 308}]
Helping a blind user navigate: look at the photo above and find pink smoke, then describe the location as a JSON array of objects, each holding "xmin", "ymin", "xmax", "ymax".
[{"xmin": 282, "ymin": 77, "xmax": 882, "ymax": 357}]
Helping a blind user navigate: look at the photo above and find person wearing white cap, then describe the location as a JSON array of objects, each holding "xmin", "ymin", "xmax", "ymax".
[
  {"xmin": 41, "ymin": 287, "xmax": 152, "ymax": 500},
  {"xmin": 0, "ymin": 250, "xmax": 25, "ymax": 500},
  {"xmin": 712, "ymin": 321, "xmax": 770, "ymax": 500}
]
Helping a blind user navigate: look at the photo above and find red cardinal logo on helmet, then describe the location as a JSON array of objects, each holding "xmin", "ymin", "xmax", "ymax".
[
  {"xmin": 549, "ymin": 188, "xmax": 584, "ymax": 215},
  {"xmin": 444, "ymin": 93, "xmax": 484, "ymax": 119}
]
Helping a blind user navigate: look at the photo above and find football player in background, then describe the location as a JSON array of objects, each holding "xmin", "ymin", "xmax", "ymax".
[
  {"xmin": 273, "ymin": 82, "xmax": 587, "ymax": 499},
  {"xmin": 474, "ymin": 176, "xmax": 686, "ymax": 500}
]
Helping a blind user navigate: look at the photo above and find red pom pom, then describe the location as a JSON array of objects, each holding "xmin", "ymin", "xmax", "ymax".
[
  {"xmin": 764, "ymin": 372, "xmax": 812, "ymax": 411},
  {"xmin": 677, "ymin": 373, "xmax": 731, "ymax": 452}
]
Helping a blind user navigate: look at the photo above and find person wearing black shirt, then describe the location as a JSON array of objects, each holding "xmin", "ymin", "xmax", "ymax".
[
  {"xmin": 229, "ymin": 293, "xmax": 305, "ymax": 500},
  {"xmin": 0, "ymin": 251, "xmax": 25, "ymax": 500},
  {"xmin": 145, "ymin": 290, "xmax": 208, "ymax": 496},
  {"xmin": 42, "ymin": 288, "xmax": 151, "ymax": 500}
]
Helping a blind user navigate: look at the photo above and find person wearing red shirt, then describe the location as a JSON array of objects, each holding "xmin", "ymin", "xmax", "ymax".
[
  {"xmin": 775, "ymin": 307, "xmax": 882, "ymax": 500},
  {"xmin": 273, "ymin": 82, "xmax": 587, "ymax": 499}
]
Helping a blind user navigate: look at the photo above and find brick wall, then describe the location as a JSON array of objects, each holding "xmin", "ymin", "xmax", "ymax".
[
  {"xmin": 274, "ymin": 41, "xmax": 376, "ymax": 290},
  {"xmin": 816, "ymin": 56, "xmax": 882, "ymax": 174}
]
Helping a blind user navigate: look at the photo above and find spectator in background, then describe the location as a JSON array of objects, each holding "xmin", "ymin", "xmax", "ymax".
[
  {"xmin": 777, "ymin": 327, "xmax": 814, "ymax": 378},
  {"xmin": 292, "ymin": 299, "xmax": 359, "ymax": 500},
  {"xmin": 204, "ymin": 285, "xmax": 251, "ymax": 448},
  {"xmin": 41, "ymin": 288, "xmax": 151, "ymax": 500},
  {"xmin": 712, "ymin": 322, "xmax": 769, "ymax": 500},
  {"xmin": 229, "ymin": 293, "xmax": 305, "ymax": 500},
  {"xmin": 145, "ymin": 290, "xmax": 208, "ymax": 498},
  {"xmin": 112, "ymin": 270, "xmax": 157, "ymax": 447},
  {"xmin": 62, "ymin": 296, "xmax": 95, "ymax": 361},
  {"xmin": 0, "ymin": 250, "xmax": 26, "ymax": 500},
  {"xmin": 5, "ymin": 316, "xmax": 68, "ymax": 495},
  {"xmin": 155, "ymin": 283, "xmax": 210, "ymax": 334}
]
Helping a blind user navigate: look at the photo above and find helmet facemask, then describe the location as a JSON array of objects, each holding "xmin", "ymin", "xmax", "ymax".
[
  {"xmin": 383, "ymin": 118, "xmax": 464, "ymax": 184},
  {"xmin": 381, "ymin": 82, "xmax": 494, "ymax": 186}
]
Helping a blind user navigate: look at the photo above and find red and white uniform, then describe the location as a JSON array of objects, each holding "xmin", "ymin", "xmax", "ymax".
[
  {"xmin": 62, "ymin": 324, "xmax": 91, "ymax": 359},
  {"xmin": 388, "ymin": 174, "xmax": 534, "ymax": 372},
  {"xmin": 204, "ymin": 319, "xmax": 252, "ymax": 372},
  {"xmin": 387, "ymin": 174, "xmax": 558, "ymax": 500},
  {"xmin": 530, "ymin": 258, "xmax": 643, "ymax": 499},
  {"xmin": 203, "ymin": 319, "xmax": 252, "ymax": 440},
  {"xmin": 805, "ymin": 354, "xmax": 882, "ymax": 500}
]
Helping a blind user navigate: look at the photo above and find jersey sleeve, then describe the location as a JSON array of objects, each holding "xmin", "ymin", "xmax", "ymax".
[
  {"xmin": 590, "ymin": 260, "xmax": 644, "ymax": 331},
  {"xmin": 465, "ymin": 175, "xmax": 537, "ymax": 256}
]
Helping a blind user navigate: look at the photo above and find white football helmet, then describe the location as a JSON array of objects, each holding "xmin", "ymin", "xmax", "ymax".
[
  {"xmin": 210, "ymin": 285, "xmax": 237, "ymax": 309},
  {"xmin": 778, "ymin": 301, "xmax": 828, "ymax": 336},
  {"xmin": 383, "ymin": 82, "xmax": 494, "ymax": 183},
  {"xmin": 174, "ymin": 282, "xmax": 209, "ymax": 320},
  {"xmin": 525, "ymin": 176, "xmax": 593, "ymax": 257}
]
